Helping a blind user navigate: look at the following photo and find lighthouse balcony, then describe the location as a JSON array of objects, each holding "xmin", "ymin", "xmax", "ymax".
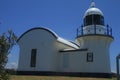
[{"xmin": 76, "ymin": 24, "xmax": 113, "ymax": 38}]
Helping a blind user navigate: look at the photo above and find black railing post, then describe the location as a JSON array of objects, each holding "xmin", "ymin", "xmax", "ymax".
[
  {"xmin": 94, "ymin": 24, "xmax": 96, "ymax": 34},
  {"xmin": 107, "ymin": 24, "xmax": 109, "ymax": 35},
  {"xmin": 81, "ymin": 25, "xmax": 83, "ymax": 35}
]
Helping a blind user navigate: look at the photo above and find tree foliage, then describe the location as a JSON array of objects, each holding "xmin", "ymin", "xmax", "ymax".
[{"xmin": 0, "ymin": 30, "xmax": 17, "ymax": 80}]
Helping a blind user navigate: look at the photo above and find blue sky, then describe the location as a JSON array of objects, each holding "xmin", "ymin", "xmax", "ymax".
[{"xmin": 0, "ymin": 0, "xmax": 120, "ymax": 72}]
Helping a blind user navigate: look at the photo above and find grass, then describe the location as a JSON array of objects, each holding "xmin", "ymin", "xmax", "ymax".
[{"xmin": 10, "ymin": 75, "xmax": 116, "ymax": 80}]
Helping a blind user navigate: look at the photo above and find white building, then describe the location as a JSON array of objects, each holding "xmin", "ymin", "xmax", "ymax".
[{"xmin": 17, "ymin": 2, "xmax": 114, "ymax": 78}]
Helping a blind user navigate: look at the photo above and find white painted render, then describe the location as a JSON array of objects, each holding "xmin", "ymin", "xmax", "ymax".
[
  {"xmin": 17, "ymin": 27, "xmax": 113, "ymax": 73},
  {"xmin": 76, "ymin": 35, "xmax": 113, "ymax": 73},
  {"xmin": 17, "ymin": 28, "xmax": 79, "ymax": 71},
  {"xmin": 83, "ymin": 25, "xmax": 105, "ymax": 35},
  {"xmin": 17, "ymin": 2, "xmax": 114, "ymax": 74}
]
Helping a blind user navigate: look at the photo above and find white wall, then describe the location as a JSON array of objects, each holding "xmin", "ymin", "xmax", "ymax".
[
  {"xmin": 18, "ymin": 29, "xmax": 59, "ymax": 71},
  {"xmin": 18, "ymin": 28, "xmax": 113, "ymax": 73},
  {"xmin": 76, "ymin": 35, "xmax": 113, "ymax": 73}
]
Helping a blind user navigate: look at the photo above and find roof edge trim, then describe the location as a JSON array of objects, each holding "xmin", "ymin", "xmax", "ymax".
[
  {"xmin": 59, "ymin": 48, "xmax": 88, "ymax": 52},
  {"xmin": 17, "ymin": 27, "xmax": 58, "ymax": 42}
]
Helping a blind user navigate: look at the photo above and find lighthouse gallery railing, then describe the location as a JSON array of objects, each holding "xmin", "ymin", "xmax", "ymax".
[{"xmin": 76, "ymin": 24, "xmax": 113, "ymax": 37}]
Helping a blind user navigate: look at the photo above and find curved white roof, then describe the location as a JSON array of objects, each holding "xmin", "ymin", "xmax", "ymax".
[
  {"xmin": 17, "ymin": 27, "xmax": 59, "ymax": 42},
  {"xmin": 84, "ymin": 2, "xmax": 103, "ymax": 17},
  {"xmin": 18, "ymin": 27, "xmax": 79, "ymax": 49}
]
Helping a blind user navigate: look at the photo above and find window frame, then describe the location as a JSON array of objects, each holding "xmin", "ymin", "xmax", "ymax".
[
  {"xmin": 30, "ymin": 49, "xmax": 37, "ymax": 67},
  {"xmin": 87, "ymin": 52, "xmax": 93, "ymax": 62},
  {"xmin": 84, "ymin": 14, "xmax": 104, "ymax": 26}
]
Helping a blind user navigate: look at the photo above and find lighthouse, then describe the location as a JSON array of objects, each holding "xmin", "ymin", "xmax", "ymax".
[
  {"xmin": 76, "ymin": 2, "xmax": 114, "ymax": 75},
  {"xmin": 17, "ymin": 1, "xmax": 114, "ymax": 78}
]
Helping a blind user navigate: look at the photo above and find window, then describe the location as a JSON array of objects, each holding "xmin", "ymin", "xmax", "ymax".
[
  {"xmin": 93, "ymin": 15, "xmax": 100, "ymax": 24},
  {"xmin": 30, "ymin": 49, "xmax": 37, "ymax": 67},
  {"xmin": 100, "ymin": 16, "xmax": 104, "ymax": 25},
  {"xmin": 87, "ymin": 52, "xmax": 93, "ymax": 62},
  {"xmin": 84, "ymin": 15, "xmax": 92, "ymax": 26},
  {"xmin": 84, "ymin": 14, "xmax": 104, "ymax": 26}
]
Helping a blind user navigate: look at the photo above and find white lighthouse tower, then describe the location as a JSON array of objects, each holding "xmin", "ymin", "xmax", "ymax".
[{"xmin": 76, "ymin": 2, "xmax": 114, "ymax": 75}]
